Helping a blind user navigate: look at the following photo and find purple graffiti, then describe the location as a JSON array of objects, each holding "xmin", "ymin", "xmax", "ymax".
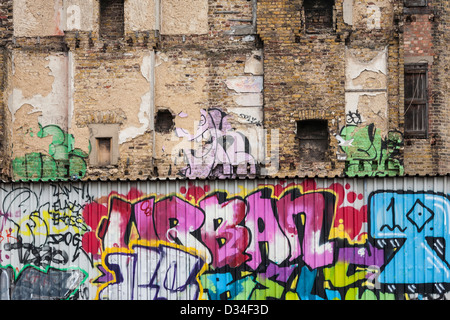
[{"xmin": 176, "ymin": 108, "xmax": 257, "ymax": 178}]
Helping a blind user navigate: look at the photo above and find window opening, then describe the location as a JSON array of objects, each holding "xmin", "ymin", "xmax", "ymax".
[
  {"xmin": 100, "ymin": 0, "xmax": 125, "ymax": 40},
  {"xmin": 304, "ymin": 0, "xmax": 334, "ymax": 33},
  {"xmin": 404, "ymin": 64, "xmax": 428, "ymax": 138},
  {"xmin": 297, "ymin": 120, "xmax": 328, "ymax": 161},
  {"xmin": 97, "ymin": 137, "xmax": 112, "ymax": 166}
]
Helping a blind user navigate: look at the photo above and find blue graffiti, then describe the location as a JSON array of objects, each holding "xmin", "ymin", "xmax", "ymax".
[{"xmin": 369, "ymin": 191, "xmax": 450, "ymax": 286}]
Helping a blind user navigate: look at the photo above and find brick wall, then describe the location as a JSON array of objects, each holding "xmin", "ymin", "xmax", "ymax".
[
  {"xmin": 0, "ymin": 0, "xmax": 12, "ymax": 179},
  {"xmin": 100, "ymin": 0, "xmax": 125, "ymax": 40},
  {"xmin": 403, "ymin": 0, "xmax": 450, "ymax": 175},
  {"xmin": 1, "ymin": 0, "xmax": 449, "ymax": 181},
  {"xmin": 257, "ymin": 0, "xmax": 404, "ymax": 178}
]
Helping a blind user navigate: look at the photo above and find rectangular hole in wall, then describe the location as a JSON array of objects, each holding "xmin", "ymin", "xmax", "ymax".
[
  {"xmin": 304, "ymin": 0, "xmax": 334, "ymax": 33},
  {"xmin": 297, "ymin": 120, "xmax": 328, "ymax": 161},
  {"xmin": 100, "ymin": 0, "xmax": 125, "ymax": 40},
  {"xmin": 97, "ymin": 137, "xmax": 112, "ymax": 166}
]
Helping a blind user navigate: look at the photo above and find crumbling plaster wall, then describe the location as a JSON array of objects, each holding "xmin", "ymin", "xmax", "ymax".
[
  {"xmin": 6, "ymin": 51, "xmax": 69, "ymax": 152},
  {"xmin": 258, "ymin": 0, "xmax": 403, "ymax": 178},
  {"xmin": 345, "ymin": 47, "xmax": 388, "ymax": 134},
  {"xmin": 152, "ymin": 46, "xmax": 265, "ymax": 179},
  {"xmin": 71, "ymin": 49, "xmax": 154, "ymax": 178},
  {"xmin": 13, "ymin": 0, "xmax": 64, "ymax": 37}
]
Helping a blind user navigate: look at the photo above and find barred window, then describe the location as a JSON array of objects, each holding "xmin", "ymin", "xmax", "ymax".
[{"xmin": 404, "ymin": 64, "xmax": 428, "ymax": 138}]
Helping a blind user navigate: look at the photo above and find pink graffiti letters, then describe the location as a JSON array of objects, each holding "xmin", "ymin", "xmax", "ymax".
[{"xmin": 88, "ymin": 181, "xmax": 343, "ymax": 273}]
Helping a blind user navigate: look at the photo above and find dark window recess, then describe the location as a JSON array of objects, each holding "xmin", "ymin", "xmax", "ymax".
[
  {"xmin": 304, "ymin": 0, "xmax": 334, "ymax": 32},
  {"xmin": 297, "ymin": 120, "xmax": 328, "ymax": 161},
  {"xmin": 155, "ymin": 110, "xmax": 175, "ymax": 134},
  {"xmin": 97, "ymin": 138, "xmax": 112, "ymax": 166},
  {"xmin": 404, "ymin": 0, "xmax": 427, "ymax": 7},
  {"xmin": 100, "ymin": 0, "xmax": 125, "ymax": 39},
  {"xmin": 404, "ymin": 64, "xmax": 428, "ymax": 138}
]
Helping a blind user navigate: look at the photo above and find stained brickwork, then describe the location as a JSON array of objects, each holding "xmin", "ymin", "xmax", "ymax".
[
  {"xmin": 0, "ymin": 0, "xmax": 12, "ymax": 180},
  {"xmin": 403, "ymin": 0, "xmax": 450, "ymax": 175},
  {"xmin": 100, "ymin": 0, "xmax": 125, "ymax": 40},
  {"xmin": 0, "ymin": 0, "xmax": 449, "ymax": 181}
]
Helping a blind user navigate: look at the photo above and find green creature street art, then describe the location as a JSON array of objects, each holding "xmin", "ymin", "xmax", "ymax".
[
  {"xmin": 338, "ymin": 124, "xmax": 404, "ymax": 177},
  {"xmin": 12, "ymin": 124, "xmax": 89, "ymax": 181}
]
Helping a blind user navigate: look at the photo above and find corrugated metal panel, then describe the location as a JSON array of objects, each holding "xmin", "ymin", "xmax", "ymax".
[{"xmin": 0, "ymin": 176, "xmax": 448, "ymax": 300}]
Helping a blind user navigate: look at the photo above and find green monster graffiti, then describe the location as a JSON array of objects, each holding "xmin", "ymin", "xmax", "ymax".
[
  {"xmin": 12, "ymin": 124, "xmax": 89, "ymax": 181},
  {"xmin": 339, "ymin": 123, "xmax": 404, "ymax": 177}
]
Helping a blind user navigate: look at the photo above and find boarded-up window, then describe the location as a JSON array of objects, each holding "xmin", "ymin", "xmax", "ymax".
[
  {"xmin": 404, "ymin": 64, "xmax": 428, "ymax": 138},
  {"xmin": 404, "ymin": 0, "xmax": 427, "ymax": 7},
  {"xmin": 297, "ymin": 120, "xmax": 328, "ymax": 161},
  {"xmin": 97, "ymin": 138, "xmax": 112, "ymax": 166},
  {"xmin": 100, "ymin": 0, "xmax": 125, "ymax": 39},
  {"xmin": 304, "ymin": 0, "xmax": 334, "ymax": 32}
]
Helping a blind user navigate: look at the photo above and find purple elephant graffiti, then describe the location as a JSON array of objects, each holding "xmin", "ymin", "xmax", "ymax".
[{"xmin": 175, "ymin": 108, "xmax": 257, "ymax": 178}]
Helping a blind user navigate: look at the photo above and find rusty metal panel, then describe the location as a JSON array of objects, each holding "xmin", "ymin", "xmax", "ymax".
[{"xmin": 0, "ymin": 176, "xmax": 448, "ymax": 300}]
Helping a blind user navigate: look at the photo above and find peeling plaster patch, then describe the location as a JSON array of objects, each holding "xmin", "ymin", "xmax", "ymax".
[
  {"xmin": 237, "ymin": 126, "xmax": 265, "ymax": 162},
  {"xmin": 345, "ymin": 92, "xmax": 363, "ymax": 122},
  {"xmin": 65, "ymin": 0, "xmax": 95, "ymax": 31},
  {"xmin": 178, "ymin": 111, "xmax": 188, "ymax": 118},
  {"xmin": 244, "ymin": 50, "xmax": 263, "ymax": 76},
  {"xmin": 353, "ymin": 70, "xmax": 387, "ymax": 89},
  {"xmin": 14, "ymin": 0, "xmax": 64, "ymax": 37},
  {"xmin": 228, "ymin": 107, "xmax": 265, "ymax": 161},
  {"xmin": 233, "ymin": 93, "xmax": 263, "ymax": 107},
  {"xmin": 12, "ymin": 104, "xmax": 54, "ymax": 158},
  {"xmin": 345, "ymin": 47, "xmax": 387, "ymax": 90},
  {"xmin": 225, "ymin": 76, "xmax": 263, "ymax": 93},
  {"xmin": 343, "ymin": 0, "xmax": 353, "ymax": 25},
  {"xmin": 161, "ymin": 0, "xmax": 208, "ymax": 35},
  {"xmin": 141, "ymin": 54, "xmax": 152, "ymax": 82},
  {"xmin": 367, "ymin": 4, "xmax": 381, "ymax": 30},
  {"xmin": 228, "ymin": 107, "xmax": 263, "ymax": 126},
  {"xmin": 358, "ymin": 93, "xmax": 388, "ymax": 133},
  {"xmin": 8, "ymin": 53, "xmax": 69, "ymax": 129},
  {"xmin": 118, "ymin": 53, "xmax": 152, "ymax": 144},
  {"xmin": 345, "ymin": 92, "xmax": 388, "ymax": 128},
  {"xmin": 353, "ymin": 0, "xmax": 392, "ymax": 30},
  {"xmin": 125, "ymin": 0, "xmax": 156, "ymax": 32},
  {"xmin": 66, "ymin": 5, "xmax": 81, "ymax": 30},
  {"xmin": 345, "ymin": 47, "xmax": 388, "ymax": 132},
  {"xmin": 68, "ymin": 51, "xmax": 75, "ymax": 129}
]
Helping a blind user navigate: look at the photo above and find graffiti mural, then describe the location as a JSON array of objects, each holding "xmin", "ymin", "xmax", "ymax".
[
  {"xmin": 175, "ymin": 108, "xmax": 257, "ymax": 179},
  {"xmin": 338, "ymin": 124, "xmax": 404, "ymax": 177},
  {"xmin": 12, "ymin": 124, "xmax": 89, "ymax": 181},
  {"xmin": 0, "ymin": 177, "xmax": 449, "ymax": 300}
]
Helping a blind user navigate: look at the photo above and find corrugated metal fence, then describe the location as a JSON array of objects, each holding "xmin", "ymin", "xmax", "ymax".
[{"xmin": 0, "ymin": 175, "xmax": 448, "ymax": 300}]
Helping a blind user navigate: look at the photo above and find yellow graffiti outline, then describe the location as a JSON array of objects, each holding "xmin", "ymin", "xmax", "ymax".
[
  {"xmin": 95, "ymin": 239, "xmax": 208, "ymax": 300},
  {"xmin": 13, "ymin": 209, "xmax": 87, "ymax": 238}
]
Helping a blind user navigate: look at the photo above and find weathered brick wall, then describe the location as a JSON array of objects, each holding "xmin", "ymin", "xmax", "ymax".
[
  {"xmin": 99, "ymin": 0, "xmax": 125, "ymax": 40},
  {"xmin": 403, "ymin": 0, "xmax": 450, "ymax": 175},
  {"xmin": 0, "ymin": 0, "xmax": 13, "ymax": 179},
  {"xmin": 258, "ymin": 0, "xmax": 404, "ymax": 178},
  {"xmin": 1, "ymin": 0, "xmax": 449, "ymax": 181},
  {"xmin": 434, "ymin": 0, "xmax": 450, "ymax": 174},
  {"xmin": 153, "ymin": 3, "xmax": 263, "ymax": 179}
]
